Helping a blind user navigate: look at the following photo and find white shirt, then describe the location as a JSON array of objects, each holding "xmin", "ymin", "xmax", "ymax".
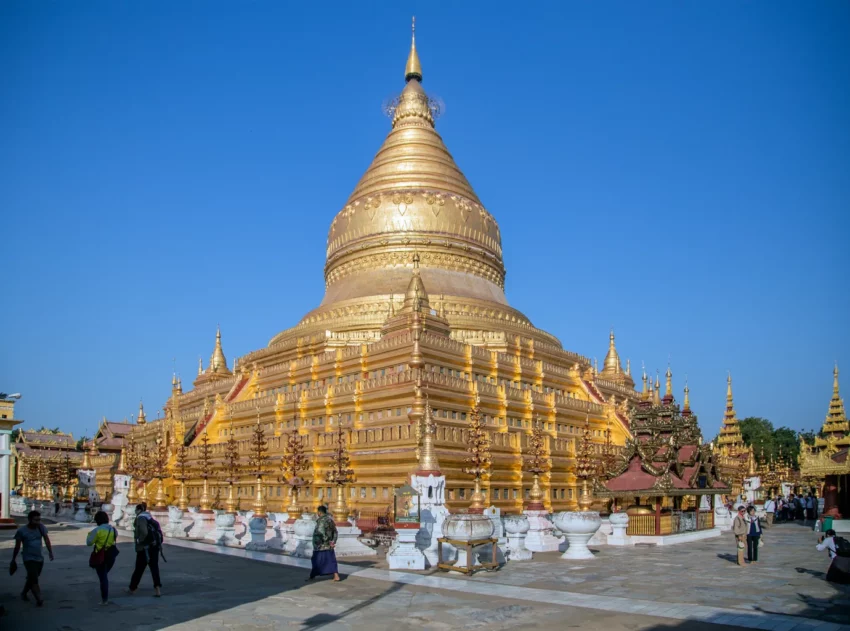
[
  {"xmin": 816, "ymin": 537, "xmax": 837, "ymax": 559},
  {"xmin": 765, "ymin": 499, "xmax": 776, "ymax": 513}
]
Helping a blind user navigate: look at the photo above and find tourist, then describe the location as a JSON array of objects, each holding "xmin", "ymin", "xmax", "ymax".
[
  {"xmin": 307, "ymin": 505, "xmax": 340, "ymax": 582},
  {"xmin": 764, "ymin": 496, "xmax": 776, "ymax": 527},
  {"xmin": 795, "ymin": 494, "xmax": 805, "ymax": 521},
  {"xmin": 732, "ymin": 505, "xmax": 748, "ymax": 566},
  {"xmin": 87, "ymin": 510, "xmax": 119, "ymax": 605},
  {"xmin": 127, "ymin": 502, "xmax": 162, "ymax": 597},
  {"xmin": 10, "ymin": 510, "xmax": 54, "ymax": 606},
  {"xmin": 817, "ymin": 529, "xmax": 850, "ymax": 584},
  {"xmin": 805, "ymin": 493, "xmax": 815, "ymax": 522},
  {"xmin": 745, "ymin": 506, "xmax": 763, "ymax": 564}
]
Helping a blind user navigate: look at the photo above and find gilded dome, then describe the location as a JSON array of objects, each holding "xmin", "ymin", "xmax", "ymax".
[
  {"xmin": 322, "ymin": 35, "xmax": 505, "ymax": 308},
  {"xmin": 269, "ymin": 23, "xmax": 562, "ymax": 350}
]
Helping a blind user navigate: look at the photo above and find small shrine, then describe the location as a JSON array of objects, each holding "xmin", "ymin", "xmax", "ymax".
[
  {"xmin": 594, "ymin": 369, "xmax": 730, "ymax": 541},
  {"xmin": 799, "ymin": 364, "xmax": 850, "ymax": 518}
]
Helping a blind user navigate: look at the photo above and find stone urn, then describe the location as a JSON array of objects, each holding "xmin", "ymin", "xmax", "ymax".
[
  {"xmin": 553, "ymin": 511, "xmax": 602, "ymax": 560},
  {"xmin": 503, "ymin": 514, "xmax": 532, "ymax": 561},
  {"xmin": 245, "ymin": 515, "xmax": 269, "ymax": 551},
  {"xmin": 608, "ymin": 512, "xmax": 629, "ymax": 538},
  {"xmin": 165, "ymin": 505, "xmax": 185, "ymax": 538},
  {"xmin": 442, "ymin": 512, "xmax": 495, "ymax": 542},
  {"xmin": 216, "ymin": 512, "xmax": 237, "ymax": 528},
  {"xmin": 287, "ymin": 513, "xmax": 317, "ymax": 558}
]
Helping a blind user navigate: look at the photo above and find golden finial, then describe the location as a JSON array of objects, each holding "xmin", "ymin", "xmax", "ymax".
[
  {"xmin": 417, "ymin": 395, "xmax": 441, "ymax": 474},
  {"xmin": 176, "ymin": 376, "xmax": 183, "ymax": 394},
  {"xmin": 665, "ymin": 364, "xmax": 672, "ymax": 398},
  {"xmin": 137, "ymin": 400, "xmax": 147, "ymax": 425},
  {"xmin": 626, "ymin": 358, "xmax": 631, "ymax": 375},
  {"xmin": 198, "ymin": 357, "xmax": 204, "ymax": 376},
  {"xmin": 389, "ymin": 292, "xmax": 395, "ymax": 317},
  {"xmin": 683, "ymin": 377, "xmax": 691, "ymax": 412},
  {"xmin": 593, "ymin": 357, "xmax": 598, "ymax": 376},
  {"xmin": 172, "ymin": 372, "xmax": 178, "ymax": 387},
  {"xmin": 405, "ymin": 16, "xmax": 422, "ymax": 83},
  {"xmin": 834, "ymin": 361, "xmax": 840, "ymax": 395},
  {"xmin": 726, "ymin": 372, "xmax": 733, "ymax": 404}
]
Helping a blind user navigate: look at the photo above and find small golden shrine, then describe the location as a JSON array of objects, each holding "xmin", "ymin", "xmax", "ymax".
[
  {"xmin": 799, "ymin": 363, "xmax": 849, "ymax": 518},
  {"xmin": 714, "ymin": 374, "xmax": 755, "ymax": 498}
]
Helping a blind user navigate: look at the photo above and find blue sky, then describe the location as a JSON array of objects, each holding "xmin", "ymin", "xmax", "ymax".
[{"xmin": 1, "ymin": 1, "xmax": 848, "ymax": 440}]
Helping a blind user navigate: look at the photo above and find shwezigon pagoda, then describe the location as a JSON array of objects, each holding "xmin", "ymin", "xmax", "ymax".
[{"xmin": 101, "ymin": 24, "xmax": 652, "ymax": 517}]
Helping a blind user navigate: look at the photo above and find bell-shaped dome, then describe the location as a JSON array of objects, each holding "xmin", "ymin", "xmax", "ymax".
[{"xmin": 322, "ymin": 27, "xmax": 506, "ymax": 308}]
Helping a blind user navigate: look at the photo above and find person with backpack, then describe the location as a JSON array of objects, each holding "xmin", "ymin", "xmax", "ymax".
[
  {"xmin": 87, "ymin": 510, "xmax": 119, "ymax": 605},
  {"xmin": 127, "ymin": 502, "xmax": 162, "ymax": 597},
  {"xmin": 10, "ymin": 510, "xmax": 54, "ymax": 607},
  {"xmin": 817, "ymin": 529, "xmax": 850, "ymax": 584}
]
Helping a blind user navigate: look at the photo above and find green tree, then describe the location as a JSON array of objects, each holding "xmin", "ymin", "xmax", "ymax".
[
  {"xmin": 75, "ymin": 436, "xmax": 90, "ymax": 451},
  {"xmin": 773, "ymin": 427, "xmax": 801, "ymax": 467},
  {"xmin": 798, "ymin": 430, "xmax": 817, "ymax": 446},
  {"xmin": 739, "ymin": 417, "xmax": 774, "ymax": 464}
]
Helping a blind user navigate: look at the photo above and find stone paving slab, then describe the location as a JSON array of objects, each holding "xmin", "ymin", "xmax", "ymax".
[
  {"xmin": 1, "ymin": 518, "xmax": 847, "ymax": 631},
  {"xmin": 0, "ymin": 520, "xmax": 736, "ymax": 631}
]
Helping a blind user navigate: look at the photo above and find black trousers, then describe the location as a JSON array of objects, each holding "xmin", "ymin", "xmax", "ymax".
[
  {"xmin": 747, "ymin": 535, "xmax": 759, "ymax": 562},
  {"xmin": 129, "ymin": 549, "xmax": 161, "ymax": 590},
  {"xmin": 22, "ymin": 560, "xmax": 43, "ymax": 595}
]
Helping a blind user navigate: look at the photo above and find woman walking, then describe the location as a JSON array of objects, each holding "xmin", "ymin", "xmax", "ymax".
[
  {"xmin": 746, "ymin": 506, "xmax": 763, "ymax": 564},
  {"xmin": 307, "ymin": 505, "xmax": 340, "ymax": 582},
  {"xmin": 86, "ymin": 511, "xmax": 119, "ymax": 605}
]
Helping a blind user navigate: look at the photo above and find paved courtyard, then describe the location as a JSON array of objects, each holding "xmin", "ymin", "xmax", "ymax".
[{"xmin": 0, "ymin": 518, "xmax": 847, "ymax": 631}]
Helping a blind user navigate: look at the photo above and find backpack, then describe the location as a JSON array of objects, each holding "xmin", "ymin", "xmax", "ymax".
[
  {"xmin": 143, "ymin": 516, "xmax": 163, "ymax": 549},
  {"xmin": 142, "ymin": 516, "xmax": 166, "ymax": 562},
  {"xmin": 834, "ymin": 536, "xmax": 850, "ymax": 558}
]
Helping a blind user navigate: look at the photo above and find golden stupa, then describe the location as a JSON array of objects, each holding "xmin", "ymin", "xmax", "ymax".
[{"xmin": 122, "ymin": 22, "xmax": 640, "ymax": 514}]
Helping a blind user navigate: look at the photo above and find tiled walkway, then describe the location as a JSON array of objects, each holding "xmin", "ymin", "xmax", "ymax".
[
  {"xmin": 1, "ymin": 518, "xmax": 847, "ymax": 631},
  {"xmin": 159, "ymin": 520, "xmax": 850, "ymax": 631}
]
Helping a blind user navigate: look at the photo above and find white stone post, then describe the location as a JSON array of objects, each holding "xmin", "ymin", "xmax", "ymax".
[
  {"xmin": 411, "ymin": 472, "xmax": 451, "ymax": 567},
  {"xmin": 388, "ymin": 525, "xmax": 426, "ymax": 569},
  {"xmin": 523, "ymin": 509, "xmax": 562, "ymax": 552},
  {"xmin": 504, "ymin": 514, "xmax": 533, "ymax": 560},
  {"xmin": 245, "ymin": 514, "xmax": 269, "ymax": 551},
  {"xmin": 285, "ymin": 513, "xmax": 316, "ymax": 557},
  {"xmin": 0, "ymin": 429, "xmax": 13, "ymax": 527},
  {"xmin": 607, "ymin": 512, "xmax": 631, "ymax": 546},
  {"xmin": 206, "ymin": 510, "xmax": 239, "ymax": 546}
]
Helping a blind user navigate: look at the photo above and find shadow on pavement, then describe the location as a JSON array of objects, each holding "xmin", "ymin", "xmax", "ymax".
[{"xmin": 0, "ymin": 519, "xmax": 371, "ymax": 631}]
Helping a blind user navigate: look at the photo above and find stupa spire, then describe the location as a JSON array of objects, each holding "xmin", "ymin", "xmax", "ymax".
[
  {"xmin": 664, "ymin": 364, "xmax": 673, "ymax": 400},
  {"xmin": 683, "ymin": 379, "xmax": 691, "ymax": 415},
  {"xmin": 137, "ymin": 400, "xmax": 146, "ymax": 425},
  {"xmin": 821, "ymin": 362, "xmax": 848, "ymax": 437},
  {"xmin": 405, "ymin": 16, "xmax": 422, "ymax": 82},
  {"xmin": 198, "ymin": 357, "xmax": 204, "ymax": 376},
  {"xmin": 209, "ymin": 326, "xmax": 231, "ymax": 375},
  {"xmin": 601, "ymin": 328, "xmax": 623, "ymax": 376}
]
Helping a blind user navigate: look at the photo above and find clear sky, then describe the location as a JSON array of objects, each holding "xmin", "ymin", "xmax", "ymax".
[{"xmin": 1, "ymin": 1, "xmax": 848, "ymax": 441}]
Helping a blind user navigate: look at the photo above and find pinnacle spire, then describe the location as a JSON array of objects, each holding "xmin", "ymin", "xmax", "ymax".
[
  {"xmin": 683, "ymin": 379, "xmax": 691, "ymax": 414},
  {"xmin": 665, "ymin": 364, "xmax": 673, "ymax": 399},
  {"xmin": 821, "ymin": 361, "xmax": 848, "ymax": 437},
  {"xmin": 198, "ymin": 357, "xmax": 204, "ymax": 376},
  {"xmin": 601, "ymin": 328, "xmax": 623, "ymax": 376},
  {"xmin": 209, "ymin": 326, "xmax": 231, "ymax": 375},
  {"xmin": 405, "ymin": 16, "xmax": 422, "ymax": 83},
  {"xmin": 137, "ymin": 400, "xmax": 146, "ymax": 425}
]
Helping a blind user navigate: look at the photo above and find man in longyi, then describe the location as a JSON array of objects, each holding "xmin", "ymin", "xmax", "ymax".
[{"xmin": 307, "ymin": 505, "xmax": 340, "ymax": 582}]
